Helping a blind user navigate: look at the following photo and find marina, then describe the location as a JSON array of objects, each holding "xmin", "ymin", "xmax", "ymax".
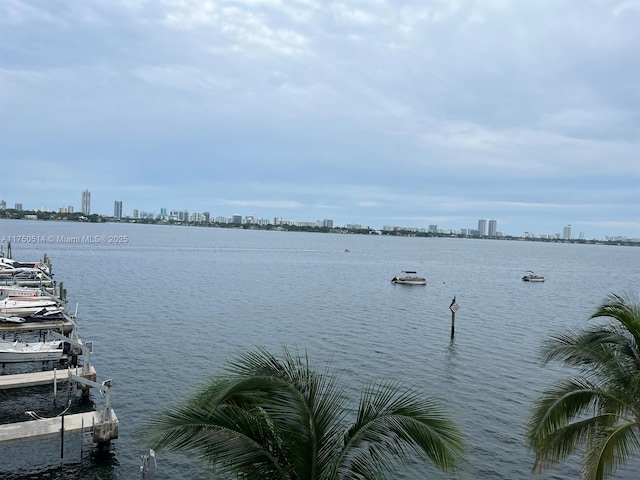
[{"xmin": 0, "ymin": 243, "xmax": 118, "ymax": 466}]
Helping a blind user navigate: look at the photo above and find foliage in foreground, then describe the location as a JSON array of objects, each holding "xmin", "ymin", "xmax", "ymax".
[
  {"xmin": 143, "ymin": 346, "xmax": 466, "ymax": 479},
  {"xmin": 526, "ymin": 292, "xmax": 640, "ymax": 480}
]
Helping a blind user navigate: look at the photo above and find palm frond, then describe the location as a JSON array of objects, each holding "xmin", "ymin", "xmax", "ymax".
[
  {"xmin": 143, "ymin": 347, "xmax": 467, "ymax": 480},
  {"xmin": 338, "ymin": 380, "xmax": 466, "ymax": 476},
  {"xmin": 528, "ymin": 292, "xmax": 640, "ymax": 479},
  {"xmin": 582, "ymin": 421, "xmax": 640, "ymax": 480}
]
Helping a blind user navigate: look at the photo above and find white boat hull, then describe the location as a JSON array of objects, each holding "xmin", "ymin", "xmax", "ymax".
[
  {"xmin": 392, "ymin": 276, "xmax": 426, "ymax": 285},
  {"xmin": 0, "ymin": 298, "xmax": 62, "ymax": 317},
  {"xmin": 0, "ymin": 340, "xmax": 65, "ymax": 363}
]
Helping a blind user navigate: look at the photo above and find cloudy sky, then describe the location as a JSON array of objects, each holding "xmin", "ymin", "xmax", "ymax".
[{"xmin": 1, "ymin": 0, "xmax": 638, "ymax": 238}]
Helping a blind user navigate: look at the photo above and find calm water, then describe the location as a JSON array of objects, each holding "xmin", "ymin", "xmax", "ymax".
[{"xmin": 1, "ymin": 220, "xmax": 639, "ymax": 479}]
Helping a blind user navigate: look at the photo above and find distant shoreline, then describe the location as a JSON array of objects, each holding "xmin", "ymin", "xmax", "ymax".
[{"xmin": 1, "ymin": 214, "xmax": 637, "ymax": 247}]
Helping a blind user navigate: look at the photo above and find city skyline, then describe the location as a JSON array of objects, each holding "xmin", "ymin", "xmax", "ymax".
[
  {"xmin": 0, "ymin": 191, "xmax": 614, "ymax": 240},
  {"xmin": 1, "ymin": 2, "xmax": 638, "ymax": 240}
]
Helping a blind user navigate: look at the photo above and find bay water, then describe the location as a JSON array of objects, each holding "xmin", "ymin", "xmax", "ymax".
[{"xmin": 1, "ymin": 219, "xmax": 639, "ymax": 479}]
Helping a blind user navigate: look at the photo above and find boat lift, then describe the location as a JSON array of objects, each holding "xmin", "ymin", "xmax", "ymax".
[
  {"xmin": 66, "ymin": 374, "xmax": 118, "ymax": 444},
  {"xmin": 49, "ymin": 322, "xmax": 94, "ymax": 380}
]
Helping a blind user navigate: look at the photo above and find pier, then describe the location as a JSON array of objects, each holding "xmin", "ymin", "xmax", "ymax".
[
  {"xmin": 0, "ymin": 365, "xmax": 96, "ymax": 389},
  {"xmin": 0, "ymin": 245, "xmax": 119, "ymax": 463},
  {"xmin": 0, "ymin": 409, "xmax": 118, "ymax": 446}
]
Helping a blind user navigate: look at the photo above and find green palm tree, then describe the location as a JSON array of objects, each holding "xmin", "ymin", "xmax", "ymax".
[
  {"xmin": 144, "ymin": 346, "xmax": 466, "ymax": 479},
  {"xmin": 526, "ymin": 292, "xmax": 640, "ymax": 480}
]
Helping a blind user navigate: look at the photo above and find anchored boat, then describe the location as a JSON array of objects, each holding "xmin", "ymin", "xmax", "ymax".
[
  {"xmin": 522, "ymin": 270, "xmax": 545, "ymax": 282},
  {"xmin": 391, "ymin": 271, "xmax": 427, "ymax": 285}
]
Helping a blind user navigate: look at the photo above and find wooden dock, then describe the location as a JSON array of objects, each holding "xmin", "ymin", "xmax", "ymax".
[
  {"xmin": 0, "ymin": 367, "xmax": 118, "ymax": 446},
  {"xmin": 0, "ymin": 249, "xmax": 118, "ymax": 450},
  {"xmin": 0, "ymin": 410, "xmax": 118, "ymax": 446},
  {"xmin": 0, "ymin": 366, "xmax": 96, "ymax": 390}
]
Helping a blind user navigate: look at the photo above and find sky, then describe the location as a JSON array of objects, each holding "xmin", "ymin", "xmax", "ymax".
[{"xmin": 1, "ymin": 0, "xmax": 639, "ymax": 239}]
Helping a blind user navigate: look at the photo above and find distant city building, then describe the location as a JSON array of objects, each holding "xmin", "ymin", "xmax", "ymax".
[
  {"xmin": 59, "ymin": 207, "xmax": 67, "ymax": 213},
  {"xmin": 477, "ymin": 219, "xmax": 487, "ymax": 236},
  {"xmin": 113, "ymin": 200, "xmax": 123, "ymax": 219},
  {"xmin": 203, "ymin": 212, "xmax": 210, "ymax": 223},
  {"xmin": 132, "ymin": 209, "xmax": 139, "ymax": 219},
  {"xmin": 14, "ymin": 203, "xmax": 23, "ymax": 211},
  {"xmin": 488, "ymin": 219, "xmax": 497, "ymax": 237},
  {"xmin": 67, "ymin": 205, "xmax": 74, "ymax": 213},
  {"xmin": 0, "ymin": 200, "xmax": 6, "ymax": 210},
  {"xmin": 428, "ymin": 224, "xmax": 438, "ymax": 233},
  {"xmin": 563, "ymin": 224, "xmax": 572, "ymax": 240},
  {"xmin": 232, "ymin": 214, "xmax": 243, "ymax": 225},
  {"xmin": 81, "ymin": 189, "xmax": 91, "ymax": 215},
  {"xmin": 322, "ymin": 219, "xmax": 333, "ymax": 228}
]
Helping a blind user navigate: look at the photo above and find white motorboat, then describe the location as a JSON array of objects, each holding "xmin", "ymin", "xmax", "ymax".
[
  {"xmin": 0, "ymin": 339, "xmax": 67, "ymax": 363},
  {"xmin": 522, "ymin": 270, "xmax": 545, "ymax": 282},
  {"xmin": 0, "ymin": 285, "xmax": 47, "ymax": 297},
  {"xmin": 391, "ymin": 271, "xmax": 427, "ymax": 285},
  {"xmin": 0, "ymin": 295, "xmax": 63, "ymax": 317}
]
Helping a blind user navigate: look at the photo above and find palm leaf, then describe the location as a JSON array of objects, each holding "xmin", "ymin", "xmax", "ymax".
[{"xmin": 527, "ymin": 292, "xmax": 640, "ymax": 479}]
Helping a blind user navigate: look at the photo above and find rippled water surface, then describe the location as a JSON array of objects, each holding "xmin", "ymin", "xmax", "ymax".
[{"xmin": 1, "ymin": 220, "xmax": 639, "ymax": 479}]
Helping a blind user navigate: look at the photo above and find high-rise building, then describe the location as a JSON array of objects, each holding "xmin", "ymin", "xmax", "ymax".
[
  {"xmin": 0, "ymin": 200, "xmax": 6, "ymax": 210},
  {"xmin": 81, "ymin": 189, "xmax": 91, "ymax": 215},
  {"xmin": 15, "ymin": 203, "xmax": 23, "ymax": 211},
  {"xmin": 563, "ymin": 224, "xmax": 572, "ymax": 240},
  {"xmin": 114, "ymin": 200, "xmax": 123, "ymax": 219},
  {"xmin": 68, "ymin": 205, "xmax": 73, "ymax": 213},
  {"xmin": 488, "ymin": 219, "xmax": 497, "ymax": 237},
  {"xmin": 477, "ymin": 218, "xmax": 487, "ymax": 236},
  {"xmin": 132, "ymin": 209, "xmax": 139, "ymax": 219}
]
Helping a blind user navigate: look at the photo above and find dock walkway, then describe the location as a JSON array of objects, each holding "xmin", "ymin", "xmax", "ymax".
[
  {"xmin": 0, "ymin": 410, "xmax": 118, "ymax": 446},
  {"xmin": 0, "ymin": 366, "xmax": 96, "ymax": 390}
]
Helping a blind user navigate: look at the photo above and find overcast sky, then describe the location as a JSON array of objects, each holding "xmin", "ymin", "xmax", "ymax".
[{"xmin": 1, "ymin": 0, "xmax": 638, "ymax": 238}]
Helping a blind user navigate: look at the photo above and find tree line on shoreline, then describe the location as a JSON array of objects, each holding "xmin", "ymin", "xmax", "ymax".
[{"xmin": 1, "ymin": 209, "xmax": 637, "ymax": 246}]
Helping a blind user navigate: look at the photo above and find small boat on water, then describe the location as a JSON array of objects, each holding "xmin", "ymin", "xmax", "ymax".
[
  {"xmin": 522, "ymin": 270, "xmax": 545, "ymax": 282},
  {"xmin": 391, "ymin": 271, "xmax": 427, "ymax": 285},
  {"xmin": 0, "ymin": 339, "xmax": 69, "ymax": 363}
]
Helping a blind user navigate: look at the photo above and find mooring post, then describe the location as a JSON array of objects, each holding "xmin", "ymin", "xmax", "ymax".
[
  {"xmin": 60, "ymin": 414, "xmax": 65, "ymax": 459},
  {"xmin": 449, "ymin": 296, "xmax": 459, "ymax": 338}
]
